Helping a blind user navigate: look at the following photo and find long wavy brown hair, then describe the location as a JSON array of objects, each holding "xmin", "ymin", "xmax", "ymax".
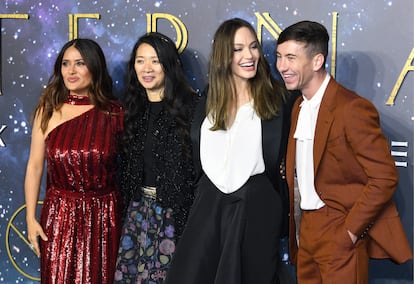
[
  {"xmin": 207, "ymin": 18, "xmax": 286, "ymax": 130},
  {"xmin": 33, "ymin": 38, "xmax": 115, "ymax": 133}
]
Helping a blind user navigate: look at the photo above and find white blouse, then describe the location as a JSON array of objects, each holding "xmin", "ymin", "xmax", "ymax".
[{"xmin": 200, "ymin": 101, "xmax": 265, "ymax": 194}]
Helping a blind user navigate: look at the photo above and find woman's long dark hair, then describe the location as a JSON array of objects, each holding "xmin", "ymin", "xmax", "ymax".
[
  {"xmin": 34, "ymin": 38, "xmax": 114, "ymax": 132},
  {"xmin": 122, "ymin": 32, "xmax": 195, "ymax": 153},
  {"xmin": 207, "ymin": 18, "xmax": 286, "ymax": 130}
]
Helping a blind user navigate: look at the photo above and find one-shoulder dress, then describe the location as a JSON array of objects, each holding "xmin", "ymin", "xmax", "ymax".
[{"xmin": 39, "ymin": 104, "xmax": 123, "ymax": 283}]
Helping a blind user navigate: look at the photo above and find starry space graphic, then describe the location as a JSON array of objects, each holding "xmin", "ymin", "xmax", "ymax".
[{"xmin": 0, "ymin": 0, "xmax": 412, "ymax": 282}]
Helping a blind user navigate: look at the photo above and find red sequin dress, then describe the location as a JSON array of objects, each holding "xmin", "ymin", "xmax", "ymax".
[{"xmin": 40, "ymin": 98, "xmax": 123, "ymax": 284}]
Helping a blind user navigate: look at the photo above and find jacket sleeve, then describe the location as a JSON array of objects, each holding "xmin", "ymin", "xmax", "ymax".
[{"xmin": 342, "ymin": 97, "xmax": 398, "ymax": 237}]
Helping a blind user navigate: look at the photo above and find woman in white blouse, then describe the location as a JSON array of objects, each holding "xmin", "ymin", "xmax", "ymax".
[{"xmin": 165, "ymin": 18, "xmax": 289, "ymax": 284}]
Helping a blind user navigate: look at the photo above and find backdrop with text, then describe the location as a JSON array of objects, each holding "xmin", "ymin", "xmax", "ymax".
[{"xmin": 0, "ymin": 1, "xmax": 412, "ymax": 283}]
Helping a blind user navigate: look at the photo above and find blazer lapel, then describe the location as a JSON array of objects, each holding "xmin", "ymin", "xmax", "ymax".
[
  {"xmin": 313, "ymin": 78, "xmax": 336, "ymax": 174},
  {"xmin": 191, "ymin": 93, "xmax": 207, "ymax": 181},
  {"xmin": 286, "ymin": 97, "xmax": 302, "ymax": 192},
  {"xmin": 262, "ymin": 107, "xmax": 283, "ymax": 181}
]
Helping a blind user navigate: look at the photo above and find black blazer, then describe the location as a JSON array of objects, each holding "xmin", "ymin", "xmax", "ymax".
[{"xmin": 190, "ymin": 88, "xmax": 292, "ymax": 236}]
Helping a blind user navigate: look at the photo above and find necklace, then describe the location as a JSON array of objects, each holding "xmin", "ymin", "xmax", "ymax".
[{"xmin": 65, "ymin": 94, "xmax": 91, "ymax": 105}]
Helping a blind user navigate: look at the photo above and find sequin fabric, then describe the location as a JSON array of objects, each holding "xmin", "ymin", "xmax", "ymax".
[
  {"xmin": 120, "ymin": 103, "xmax": 195, "ymax": 239},
  {"xmin": 40, "ymin": 102, "xmax": 123, "ymax": 284}
]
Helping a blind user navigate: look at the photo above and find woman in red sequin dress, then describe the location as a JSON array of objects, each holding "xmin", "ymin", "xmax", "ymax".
[{"xmin": 24, "ymin": 38, "xmax": 123, "ymax": 283}]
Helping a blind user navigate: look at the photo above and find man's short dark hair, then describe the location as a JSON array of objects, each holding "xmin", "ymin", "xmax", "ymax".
[{"xmin": 277, "ymin": 20, "xmax": 329, "ymax": 63}]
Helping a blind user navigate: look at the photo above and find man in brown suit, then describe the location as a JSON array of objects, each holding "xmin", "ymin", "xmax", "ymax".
[{"xmin": 276, "ymin": 20, "xmax": 412, "ymax": 283}]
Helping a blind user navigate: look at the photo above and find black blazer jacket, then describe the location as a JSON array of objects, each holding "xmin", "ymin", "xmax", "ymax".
[{"xmin": 190, "ymin": 89, "xmax": 292, "ymax": 236}]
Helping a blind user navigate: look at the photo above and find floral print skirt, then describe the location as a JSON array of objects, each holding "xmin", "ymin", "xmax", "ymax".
[{"xmin": 114, "ymin": 193, "xmax": 176, "ymax": 284}]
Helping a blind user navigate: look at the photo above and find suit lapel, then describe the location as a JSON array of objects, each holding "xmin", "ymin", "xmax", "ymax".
[
  {"xmin": 286, "ymin": 97, "xmax": 301, "ymax": 192},
  {"xmin": 313, "ymin": 78, "xmax": 337, "ymax": 174},
  {"xmin": 261, "ymin": 106, "xmax": 283, "ymax": 178},
  {"xmin": 191, "ymin": 94, "xmax": 207, "ymax": 180}
]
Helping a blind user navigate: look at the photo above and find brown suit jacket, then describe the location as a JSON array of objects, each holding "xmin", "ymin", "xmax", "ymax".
[{"xmin": 286, "ymin": 77, "xmax": 412, "ymax": 265}]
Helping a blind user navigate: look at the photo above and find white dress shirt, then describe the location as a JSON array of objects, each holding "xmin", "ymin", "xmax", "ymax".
[
  {"xmin": 200, "ymin": 101, "xmax": 265, "ymax": 194},
  {"xmin": 294, "ymin": 73, "xmax": 330, "ymax": 210}
]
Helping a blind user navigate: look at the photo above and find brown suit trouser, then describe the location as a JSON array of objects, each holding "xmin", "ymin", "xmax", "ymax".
[{"xmin": 297, "ymin": 206, "xmax": 369, "ymax": 284}]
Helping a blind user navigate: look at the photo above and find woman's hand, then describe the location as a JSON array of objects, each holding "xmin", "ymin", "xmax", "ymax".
[{"xmin": 27, "ymin": 218, "xmax": 48, "ymax": 257}]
